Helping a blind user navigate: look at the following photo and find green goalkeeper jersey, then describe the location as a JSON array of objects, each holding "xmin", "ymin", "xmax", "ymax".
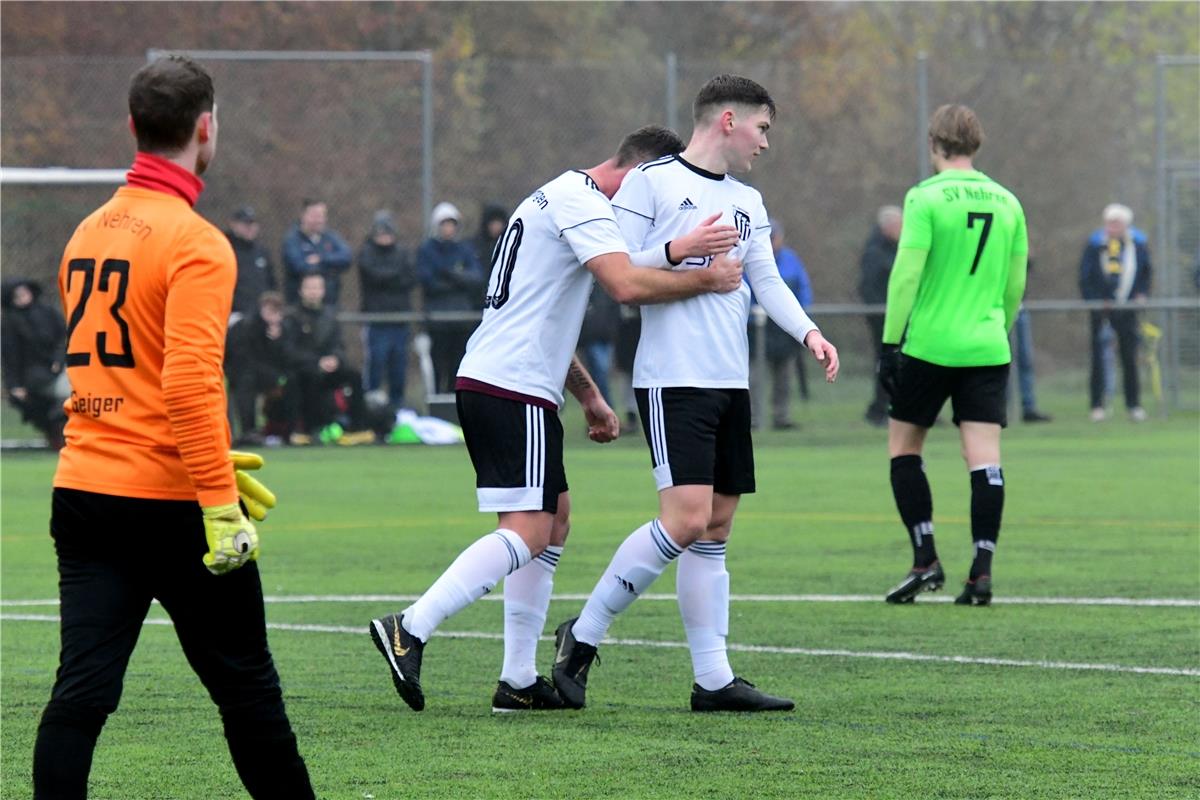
[{"xmin": 884, "ymin": 169, "xmax": 1028, "ymax": 366}]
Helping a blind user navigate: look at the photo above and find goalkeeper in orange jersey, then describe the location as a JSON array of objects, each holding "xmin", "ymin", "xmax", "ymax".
[{"xmin": 32, "ymin": 55, "xmax": 314, "ymax": 798}]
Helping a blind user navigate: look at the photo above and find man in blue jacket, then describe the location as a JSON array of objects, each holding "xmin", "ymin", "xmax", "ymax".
[
  {"xmin": 418, "ymin": 201, "xmax": 485, "ymax": 393},
  {"xmin": 281, "ymin": 198, "xmax": 353, "ymax": 308},
  {"xmin": 1079, "ymin": 203, "xmax": 1151, "ymax": 422},
  {"xmin": 859, "ymin": 206, "xmax": 901, "ymax": 426},
  {"xmin": 748, "ymin": 219, "xmax": 813, "ymax": 429}
]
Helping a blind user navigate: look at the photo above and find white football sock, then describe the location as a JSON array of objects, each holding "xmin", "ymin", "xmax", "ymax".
[
  {"xmin": 677, "ymin": 541, "xmax": 734, "ymax": 691},
  {"xmin": 572, "ymin": 519, "xmax": 682, "ymax": 646},
  {"xmin": 404, "ymin": 528, "xmax": 531, "ymax": 642},
  {"xmin": 500, "ymin": 545, "xmax": 562, "ymax": 689}
]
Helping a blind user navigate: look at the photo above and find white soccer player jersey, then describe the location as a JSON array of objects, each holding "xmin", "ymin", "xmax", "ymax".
[
  {"xmin": 457, "ymin": 170, "xmax": 628, "ymax": 407},
  {"xmin": 613, "ymin": 154, "xmax": 817, "ymax": 388}
]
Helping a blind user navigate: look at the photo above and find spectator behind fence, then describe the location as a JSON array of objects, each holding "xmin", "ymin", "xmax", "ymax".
[
  {"xmin": 1079, "ymin": 203, "xmax": 1151, "ymax": 422},
  {"xmin": 1, "ymin": 278, "xmax": 67, "ymax": 448},
  {"xmin": 473, "ymin": 203, "xmax": 509, "ymax": 272},
  {"xmin": 748, "ymin": 218, "xmax": 812, "ymax": 429},
  {"xmin": 358, "ymin": 210, "xmax": 417, "ymax": 407},
  {"xmin": 613, "ymin": 304, "xmax": 642, "ymax": 433},
  {"xmin": 1012, "ymin": 256, "xmax": 1051, "ymax": 423},
  {"xmin": 281, "ymin": 197, "xmax": 352, "ymax": 308},
  {"xmin": 283, "ymin": 273, "xmax": 368, "ymax": 443},
  {"xmin": 225, "ymin": 205, "xmax": 276, "ymax": 320},
  {"xmin": 579, "ymin": 286, "xmax": 621, "ymax": 405},
  {"xmin": 417, "ymin": 201, "xmax": 485, "ymax": 393},
  {"xmin": 859, "ymin": 205, "xmax": 901, "ymax": 427},
  {"xmin": 226, "ymin": 291, "xmax": 293, "ymax": 445}
]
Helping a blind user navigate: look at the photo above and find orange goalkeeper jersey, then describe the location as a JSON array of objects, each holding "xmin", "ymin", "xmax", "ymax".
[{"xmin": 53, "ymin": 153, "xmax": 238, "ymax": 508}]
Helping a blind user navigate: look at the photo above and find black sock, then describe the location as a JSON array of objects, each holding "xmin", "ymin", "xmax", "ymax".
[
  {"xmin": 890, "ymin": 455, "xmax": 937, "ymax": 568},
  {"xmin": 969, "ymin": 466, "xmax": 1004, "ymax": 579}
]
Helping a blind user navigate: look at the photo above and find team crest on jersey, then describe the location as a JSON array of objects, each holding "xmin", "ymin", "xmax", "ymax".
[{"xmin": 733, "ymin": 207, "xmax": 752, "ymax": 241}]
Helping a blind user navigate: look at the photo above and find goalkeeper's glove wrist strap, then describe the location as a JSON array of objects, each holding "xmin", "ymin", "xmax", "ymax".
[{"xmin": 203, "ymin": 503, "xmax": 242, "ymax": 521}]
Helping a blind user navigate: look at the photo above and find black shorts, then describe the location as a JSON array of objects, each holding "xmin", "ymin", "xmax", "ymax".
[
  {"xmin": 457, "ymin": 390, "xmax": 567, "ymax": 514},
  {"xmin": 889, "ymin": 355, "xmax": 1009, "ymax": 428},
  {"xmin": 635, "ymin": 387, "xmax": 755, "ymax": 495}
]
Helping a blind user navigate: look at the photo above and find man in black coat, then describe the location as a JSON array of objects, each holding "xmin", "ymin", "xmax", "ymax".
[
  {"xmin": 858, "ymin": 205, "xmax": 901, "ymax": 426},
  {"xmin": 1, "ymin": 279, "xmax": 67, "ymax": 447},
  {"xmin": 225, "ymin": 206, "xmax": 277, "ymax": 319},
  {"xmin": 282, "ymin": 273, "xmax": 366, "ymax": 440},
  {"xmin": 472, "ymin": 204, "xmax": 509, "ymax": 272},
  {"xmin": 358, "ymin": 210, "xmax": 417, "ymax": 407},
  {"xmin": 225, "ymin": 291, "xmax": 293, "ymax": 444},
  {"xmin": 578, "ymin": 287, "xmax": 621, "ymax": 405}
]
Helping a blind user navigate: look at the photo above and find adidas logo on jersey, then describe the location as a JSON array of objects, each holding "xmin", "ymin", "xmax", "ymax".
[{"xmin": 678, "ymin": 198, "xmax": 697, "ymax": 211}]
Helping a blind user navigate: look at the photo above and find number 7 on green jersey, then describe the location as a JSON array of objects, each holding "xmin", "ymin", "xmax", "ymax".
[{"xmin": 966, "ymin": 212, "xmax": 993, "ymax": 275}]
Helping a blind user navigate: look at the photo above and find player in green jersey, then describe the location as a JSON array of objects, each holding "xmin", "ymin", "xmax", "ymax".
[{"xmin": 877, "ymin": 104, "xmax": 1028, "ymax": 606}]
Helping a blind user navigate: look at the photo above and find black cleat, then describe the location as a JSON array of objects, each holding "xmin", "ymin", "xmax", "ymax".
[
  {"xmin": 690, "ymin": 677, "xmax": 795, "ymax": 712},
  {"xmin": 955, "ymin": 575, "xmax": 993, "ymax": 606},
  {"xmin": 491, "ymin": 676, "xmax": 567, "ymax": 713},
  {"xmin": 369, "ymin": 613, "xmax": 426, "ymax": 711},
  {"xmin": 551, "ymin": 618, "xmax": 598, "ymax": 709},
  {"xmin": 885, "ymin": 561, "xmax": 946, "ymax": 604}
]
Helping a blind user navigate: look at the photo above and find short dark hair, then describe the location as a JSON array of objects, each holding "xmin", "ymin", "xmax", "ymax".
[
  {"xmin": 258, "ymin": 291, "xmax": 285, "ymax": 312},
  {"xmin": 128, "ymin": 55, "xmax": 214, "ymax": 154},
  {"xmin": 693, "ymin": 74, "xmax": 775, "ymax": 123},
  {"xmin": 928, "ymin": 104, "xmax": 984, "ymax": 158},
  {"xmin": 614, "ymin": 125, "xmax": 685, "ymax": 167},
  {"xmin": 301, "ymin": 198, "xmax": 325, "ymax": 211}
]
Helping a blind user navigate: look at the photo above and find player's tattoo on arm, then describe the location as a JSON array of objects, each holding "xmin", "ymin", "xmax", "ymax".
[{"xmin": 564, "ymin": 355, "xmax": 596, "ymax": 400}]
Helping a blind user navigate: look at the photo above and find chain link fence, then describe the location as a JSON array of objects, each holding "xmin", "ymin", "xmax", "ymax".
[
  {"xmin": 1156, "ymin": 58, "xmax": 1200, "ymax": 409},
  {"xmin": 3, "ymin": 51, "xmax": 1197, "ymax": 411}
]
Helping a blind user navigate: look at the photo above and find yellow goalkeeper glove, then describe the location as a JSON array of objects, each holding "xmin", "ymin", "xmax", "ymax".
[
  {"xmin": 230, "ymin": 450, "xmax": 277, "ymax": 521},
  {"xmin": 202, "ymin": 503, "xmax": 259, "ymax": 575}
]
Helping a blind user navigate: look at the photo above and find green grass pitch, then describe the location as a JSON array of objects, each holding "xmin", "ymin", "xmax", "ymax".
[{"xmin": 2, "ymin": 385, "xmax": 1198, "ymax": 798}]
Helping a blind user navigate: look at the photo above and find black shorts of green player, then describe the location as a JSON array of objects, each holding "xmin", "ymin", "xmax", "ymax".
[{"xmin": 889, "ymin": 355, "xmax": 1010, "ymax": 429}]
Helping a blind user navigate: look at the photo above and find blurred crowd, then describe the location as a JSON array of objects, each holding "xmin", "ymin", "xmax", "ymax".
[
  {"xmin": 219, "ymin": 197, "xmax": 496, "ymax": 445},
  {"xmin": 3, "ymin": 199, "xmax": 1156, "ymax": 448}
]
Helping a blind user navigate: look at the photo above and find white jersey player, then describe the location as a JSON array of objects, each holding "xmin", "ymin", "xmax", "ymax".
[
  {"xmin": 457, "ymin": 168, "xmax": 665, "ymax": 407},
  {"xmin": 616, "ymin": 155, "xmax": 819, "ymax": 389},
  {"xmin": 553, "ymin": 76, "xmax": 840, "ymax": 713},
  {"xmin": 370, "ymin": 125, "xmax": 745, "ymax": 713}
]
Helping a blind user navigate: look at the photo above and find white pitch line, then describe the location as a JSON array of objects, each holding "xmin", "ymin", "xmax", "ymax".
[
  {"xmin": 3, "ymin": 593, "xmax": 1198, "ymax": 608},
  {"xmin": 3, "ymin": 613, "xmax": 1197, "ymax": 678}
]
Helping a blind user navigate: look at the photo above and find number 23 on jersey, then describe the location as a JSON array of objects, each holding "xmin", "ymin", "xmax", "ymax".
[{"xmin": 64, "ymin": 257, "xmax": 136, "ymax": 368}]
